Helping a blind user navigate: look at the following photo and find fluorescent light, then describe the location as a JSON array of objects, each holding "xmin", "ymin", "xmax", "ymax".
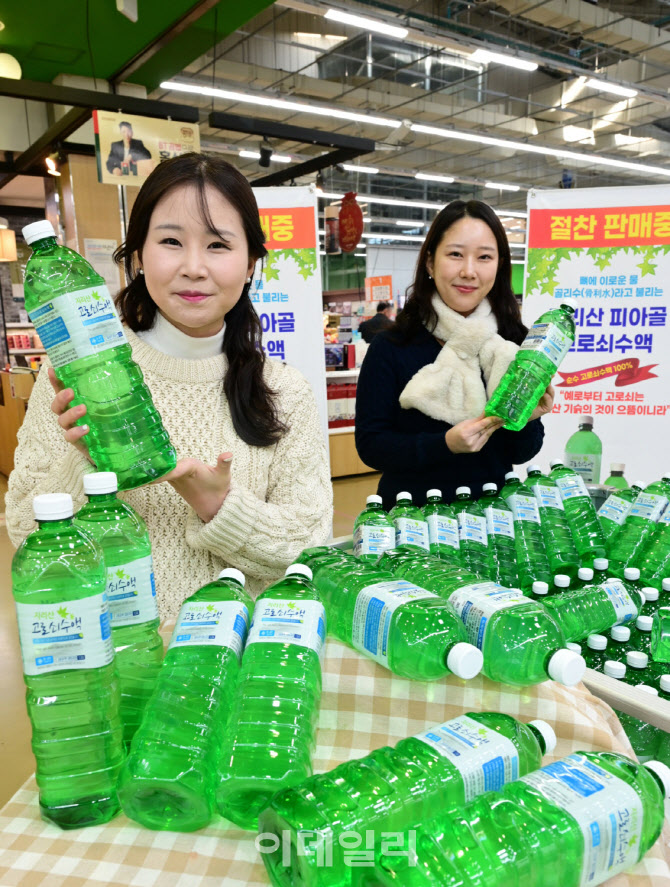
[
  {"xmin": 317, "ymin": 190, "xmax": 445, "ymax": 210},
  {"xmin": 239, "ymin": 150, "xmax": 292, "ymax": 163},
  {"xmin": 362, "ymin": 232, "xmax": 425, "ymax": 242},
  {"xmin": 342, "ymin": 164, "xmax": 379, "ymax": 174},
  {"xmin": 395, "ymin": 219, "xmax": 425, "ymax": 226},
  {"xmin": 161, "ymin": 81, "xmax": 401, "ymax": 129},
  {"xmin": 470, "ymin": 49, "xmax": 538, "ymax": 72},
  {"xmin": 415, "ymin": 172, "xmax": 454, "ymax": 184},
  {"xmin": 585, "ymin": 78, "xmax": 637, "ymax": 99},
  {"xmin": 354, "ymin": 253, "xmax": 367, "ymax": 257},
  {"xmin": 324, "ymin": 8, "xmax": 409, "ymax": 39},
  {"xmin": 484, "ymin": 182, "xmax": 521, "ymax": 191}
]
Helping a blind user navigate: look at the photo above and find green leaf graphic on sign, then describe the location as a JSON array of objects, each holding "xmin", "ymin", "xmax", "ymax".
[
  {"xmin": 57, "ymin": 606, "xmax": 69, "ymax": 619},
  {"xmin": 264, "ymin": 249, "xmax": 317, "ymax": 282}
]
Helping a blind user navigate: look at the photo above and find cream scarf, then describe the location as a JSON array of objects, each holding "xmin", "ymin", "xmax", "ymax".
[{"xmin": 399, "ymin": 294, "xmax": 518, "ymax": 425}]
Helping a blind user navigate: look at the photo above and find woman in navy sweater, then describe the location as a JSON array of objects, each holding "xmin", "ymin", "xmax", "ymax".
[{"xmin": 355, "ymin": 199, "xmax": 553, "ymax": 510}]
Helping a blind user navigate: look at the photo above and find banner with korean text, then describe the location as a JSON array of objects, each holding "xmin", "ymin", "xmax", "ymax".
[
  {"xmin": 251, "ymin": 186, "xmax": 327, "ymax": 441},
  {"xmin": 525, "ymin": 186, "xmax": 670, "ymax": 482}
]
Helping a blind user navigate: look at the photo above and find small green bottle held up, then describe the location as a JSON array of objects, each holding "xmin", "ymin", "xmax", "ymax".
[{"xmin": 353, "ymin": 495, "xmax": 395, "ymax": 563}]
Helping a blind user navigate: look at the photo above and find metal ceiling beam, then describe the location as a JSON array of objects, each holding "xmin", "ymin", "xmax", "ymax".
[{"xmin": 252, "ymin": 146, "xmax": 368, "ymax": 186}]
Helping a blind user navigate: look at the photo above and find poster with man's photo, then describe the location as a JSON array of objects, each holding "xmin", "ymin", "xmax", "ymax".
[{"xmin": 93, "ymin": 110, "xmax": 200, "ymax": 186}]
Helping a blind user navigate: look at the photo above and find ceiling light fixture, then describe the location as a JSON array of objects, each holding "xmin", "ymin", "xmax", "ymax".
[
  {"xmin": 415, "ymin": 172, "xmax": 455, "ymax": 184},
  {"xmin": 485, "ymin": 181, "xmax": 521, "ymax": 191},
  {"xmin": 341, "ymin": 164, "xmax": 379, "ymax": 174},
  {"xmin": 470, "ymin": 49, "xmax": 538, "ymax": 72},
  {"xmin": 45, "ymin": 152, "xmax": 62, "ymax": 176},
  {"xmin": 395, "ymin": 219, "xmax": 425, "ymax": 226},
  {"xmin": 585, "ymin": 78, "xmax": 637, "ymax": 99},
  {"xmin": 317, "ymin": 190, "xmax": 528, "ymax": 217},
  {"xmin": 362, "ymin": 232, "xmax": 425, "ymax": 242},
  {"xmin": 239, "ymin": 149, "xmax": 292, "ymax": 163},
  {"xmin": 324, "ymin": 8, "xmax": 409, "ymax": 39}
]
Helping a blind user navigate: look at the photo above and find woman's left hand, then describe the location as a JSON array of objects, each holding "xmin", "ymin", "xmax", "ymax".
[
  {"xmin": 529, "ymin": 384, "xmax": 555, "ymax": 422},
  {"xmin": 158, "ymin": 452, "xmax": 233, "ymax": 523}
]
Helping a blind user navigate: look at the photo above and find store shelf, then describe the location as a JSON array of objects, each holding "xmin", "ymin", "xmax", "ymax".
[
  {"xmin": 325, "ymin": 369, "xmax": 360, "ymax": 381},
  {"xmin": 328, "ymin": 426, "xmax": 355, "ymax": 436},
  {"xmin": 8, "ymin": 348, "xmax": 45, "ymax": 355},
  {"xmin": 6, "ymin": 322, "xmax": 34, "ymax": 328}
]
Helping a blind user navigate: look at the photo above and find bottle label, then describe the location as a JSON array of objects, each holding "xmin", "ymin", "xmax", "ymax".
[
  {"xmin": 530, "ymin": 483, "xmax": 564, "ymax": 512},
  {"xmin": 564, "ymin": 454, "xmax": 601, "ymax": 485},
  {"xmin": 601, "ymin": 580, "xmax": 640, "ymax": 625},
  {"xmin": 629, "ymin": 492, "xmax": 668, "ymax": 522},
  {"xmin": 519, "ymin": 321, "xmax": 572, "ymax": 367},
  {"xmin": 394, "ymin": 517, "xmax": 430, "ymax": 550},
  {"xmin": 457, "ymin": 512, "xmax": 488, "ymax": 546},
  {"xmin": 660, "ymin": 509, "xmax": 670, "ymax": 525},
  {"xmin": 415, "ymin": 714, "xmax": 519, "ymax": 800},
  {"xmin": 447, "ymin": 582, "xmax": 530, "ymax": 650},
  {"xmin": 352, "ymin": 579, "xmax": 437, "ymax": 667},
  {"xmin": 353, "ymin": 524, "xmax": 395, "ymax": 558},
  {"xmin": 427, "ymin": 514, "xmax": 460, "ymax": 549},
  {"xmin": 246, "ymin": 598, "xmax": 326, "ymax": 659},
  {"xmin": 15, "ymin": 592, "xmax": 113, "ymax": 676},
  {"xmin": 509, "ymin": 494, "xmax": 541, "ymax": 524},
  {"xmin": 484, "ymin": 506, "xmax": 515, "ymax": 539},
  {"xmin": 521, "ymin": 754, "xmax": 643, "ymax": 887},
  {"xmin": 598, "ymin": 494, "xmax": 633, "ymax": 526},
  {"xmin": 555, "ymin": 473, "xmax": 589, "ymax": 501},
  {"xmin": 105, "ymin": 554, "xmax": 158, "ymax": 627},
  {"xmin": 28, "ymin": 285, "xmax": 127, "ymax": 369},
  {"xmin": 168, "ymin": 600, "xmax": 250, "ymax": 658}
]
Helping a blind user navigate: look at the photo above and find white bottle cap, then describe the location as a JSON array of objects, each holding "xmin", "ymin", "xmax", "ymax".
[
  {"xmin": 587, "ymin": 634, "xmax": 607, "ymax": 651},
  {"xmin": 366, "ymin": 494, "xmax": 383, "ymax": 505},
  {"xmin": 504, "ymin": 471, "xmax": 519, "ymax": 481},
  {"xmin": 554, "ymin": 574, "xmax": 570, "ymax": 588},
  {"xmin": 532, "ymin": 581, "xmax": 549, "ymax": 596},
  {"xmin": 644, "ymin": 761, "xmax": 670, "ymax": 800},
  {"xmin": 526, "ymin": 464, "xmax": 542, "ymax": 474},
  {"xmin": 626, "ymin": 650, "xmax": 648, "ymax": 668},
  {"xmin": 643, "ymin": 587, "xmax": 659, "ymax": 601},
  {"xmin": 610, "ymin": 463, "xmax": 625, "ymax": 472},
  {"xmin": 593, "ymin": 558, "xmax": 609, "ymax": 571},
  {"xmin": 22, "ymin": 219, "xmax": 56, "ymax": 245},
  {"xmin": 611, "ymin": 625, "xmax": 631, "ymax": 642},
  {"xmin": 663, "ymin": 578, "xmax": 670, "ymax": 592},
  {"xmin": 624, "ymin": 567, "xmax": 641, "ymax": 581},
  {"xmin": 566, "ymin": 642, "xmax": 582, "ymax": 654},
  {"xmin": 482, "ymin": 483, "xmax": 497, "ymax": 493},
  {"xmin": 639, "ymin": 685, "xmax": 659, "ymax": 695},
  {"xmin": 83, "ymin": 472, "xmax": 118, "ymax": 495},
  {"xmin": 218, "ymin": 567, "xmax": 246, "ymax": 586},
  {"xmin": 32, "ymin": 493, "xmax": 73, "ymax": 520},
  {"xmin": 528, "ymin": 720, "xmax": 557, "ymax": 754},
  {"xmin": 547, "ymin": 649, "xmax": 586, "ymax": 686},
  {"xmin": 604, "ymin": 660, "xmax": 626, "ymax": 679},
  {"xmin": 636, "ymin": 616, "xmax": 653, "ymax": 632},
  {"xmin": 549, "ymin": 459, "xmax": 564, "ymax": 469},
  {"xmin": 581, "ymin": 415, "xmax": 594, "ymax": 425},
  {"xmin": 285, "ymin": 564, "xmax": 313, "ymax": 580},
  {"xmin": 660, "ymin": 675, "xmax": 670, "ymax": 692},
  {"xmin": 455, "ymin": 486, "xmax": 471, "ymax": 496},
  {"xmin": 578, "ymin": 568, "xmax": 594, "ymax": 582},
  {"xmin": 633, "ymin": 480, "xmax": 646, "ymax": 490},
  {"xmin": 446, "ymin": 642, "xmax": 483, "ymax": 680},
  {"xmin": 426, "ymin": 489, "xmax": 442, "ymax": 499},
  {"xmin": 396, "ymin": 491, "xmax": 412, "ymax": 501}
]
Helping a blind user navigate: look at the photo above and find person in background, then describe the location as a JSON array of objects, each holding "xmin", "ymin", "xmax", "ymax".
[
  {"xmin": 6, "ymin": 153, "xmax": 333, "ymax": 619},
  {"xmin": 106, "ymin": 120, "xmax": 152, "ymax": 176},
  {"xmin": 358, "ymin": 300, "xmax": 394, "ymax": 343},
  {"xmin": 355, "ymin": 199, "xmax": 552, "ymax": 510}
]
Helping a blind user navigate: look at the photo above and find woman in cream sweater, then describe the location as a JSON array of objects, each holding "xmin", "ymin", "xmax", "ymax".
[{"xmin": 6, "ymin": 154, "xmax": 332, "ymax": 619}]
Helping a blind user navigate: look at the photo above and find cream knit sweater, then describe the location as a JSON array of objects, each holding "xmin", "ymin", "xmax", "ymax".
[{"xmin": 5, "ymin": 328, "xmax": 333, "ymax": 619}]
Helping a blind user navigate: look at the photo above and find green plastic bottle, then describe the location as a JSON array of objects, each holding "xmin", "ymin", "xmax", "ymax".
[
  {"xmin": 563, "ymin": 415, "xmax": 602, "ymax": 484},
  {"xmin": 11, "ymin": 493, "xmax": 123, "ymax": 829},
  {"xmin": 653, "ymin": 675, "xmax": 670, "ymax": 767},
  {"xmin": 453, "ymin": 486, "xmax": 494, "ymax": 579},
  {"xmin": 257, "ymin": 713, "xmax": 556, "ymax": 887},
  {"xmin": 22, "ymin": 220, "xmax": 176, "ymax": 490},
  {"xmin": 480, "ymin": 483, "xmax": 519, "ymax": 588},
  {"xmin": 388, "ymin": 491, "xmax": 429, "ymax": 552},
  {"xmin": 582, "ymin": 633, "xmax": 608, "ymax": 672},
  {"xmin": 216, "ymin": 565, "xmax": 326, "ymax": 830},
  {"xmin": 484, "ymin": 303, "xmax": 575, "ymax": 430},
  {"xmin": 607, "ymin": 624, "xmax": 632, "ymax": 662},
  {"xmin": 604, "ymin": 462, "xmax": 629, "ymax": 490},
  {"xmin": 549, "ymin": 459, "xmax": 607, "ymax": 564},
  {"xmin": 651, "ymin": 604, "xmax": 670, "ymax": 663},
  {"xmin": 608, "ymin": 476, "xmax": 670, "ymax": 576},
  {"xmin": 500, "ymin": 472, "xmax": 552, "ymax": 590},
  {"xmin": 632, "ymin": 507, "xmax": 670, "ymax": 590},
  {"xmin": 612, "ymin": 656, "xmax": 662, "ymax": 763},
  {"xmin": 353, "ymin": 495, "xmax": 395, "ymax": 563},
  {"xmin": 530, "ymin": 580, "xmax": 549, "ymax": 601},
  {"xmin": 576, "ymin": 566, "xmax": 594, "ymax": 587},
  {"xmin": 597, "ymin": 481, "xmax": 642, "ymax": 545},
  {"xmin": 359, "ymin": 751, "xmax": 670, "ymax": 887},
  {"xmin": 526, "ymin": 464, "xmax": 580, "ymax": 580},
  {"xmin": 74, "ymin": 472, "xmax": 163, "ymax": 747},
  {"xmin": 422, "ymin": 488, "xmax": 461, "ymax": 563},
  {"xmin": 117, "ymin": 568, "xmax": 252, "ymax": 831}
]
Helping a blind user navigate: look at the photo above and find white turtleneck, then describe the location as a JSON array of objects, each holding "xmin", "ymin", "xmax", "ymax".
[{"xmin": 135, "ymin": 310, "xmax": 225, "ymax": 359}]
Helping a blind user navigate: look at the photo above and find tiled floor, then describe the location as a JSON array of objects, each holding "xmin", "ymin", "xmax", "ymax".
[{"xmin": 0, "ymin": 470, "xmax": 380, "ymax": 808}]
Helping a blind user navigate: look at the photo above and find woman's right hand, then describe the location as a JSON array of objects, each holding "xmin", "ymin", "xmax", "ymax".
[
  {"xmin": 48, "ymin": 367, "xmax": 93, "ymax": 462},
  {"xmin": 445, "ymin": 414, "xmax": 504, "ymax": 454}
]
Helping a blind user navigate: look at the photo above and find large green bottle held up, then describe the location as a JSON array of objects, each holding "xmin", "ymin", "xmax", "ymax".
[
  {"xmin": 258, "ymin": 712, "xmax": 556, "ymax": 887},
  {"xmin": 74, "ymin": 472, "xmax": 163, "ymax": 748},
  {"xmin": 22, "ymin": 221, "xmax": 176, "ymax": 490},
  {"xmin": 526, "ymin": 464, "xmax": 580, "ymax": 580},
  {"xmin": 549, "ymin": 459, "xmax": 607, "ymax": 564},
  {"xmin": 117, "ymin": 568, "xmax": 252, "ymax": 831},
  {"xmin": 484, "ymin": 303, "xmax": 575, "ymax": 430},
  {"xmin": 608, "ymin": 476, "xmax": 670, "ymax": 576},
  {"xmin": 358, "ymin": 752, "xmax": 670, "ymax": 887},
  {"xmin": 11, "ymin": 493, "xmax": 124, "ymax": 829}
]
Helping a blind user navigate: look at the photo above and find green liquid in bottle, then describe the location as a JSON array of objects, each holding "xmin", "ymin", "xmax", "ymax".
[
  {"xmin": 479, "ymin": 483, "xmax": 519, "ymax": 588},
  {"xmin": 453, "ymin": 486, "xmax": 494, "ymax": 579},
  {"xmin": 353, "ymin": 495, "xmax": 395, "ymax": 563},
  {"xmin": 564, "ymin": 415, "xmax": 602, "ymax": 483},
  {"xmin": 549, "ymin": 460, "xmax": 607, "ymax": 564},
  {"xmin": 604, "ymin": 462, "xmax": 629, "ymax": 490},
  {"xmin": 526, "ymin": 464, "xmax": 580, "ymax": 580},
  {"xmin": 423, "ymin": 488, "xmax": 461, "ymax": 564},
  {"xmin": 500, "ymin": 472, "xmax": 551, "ymax": 590},
  {"xmin": 607, "ymin": 476, "xmax": 670, "ymax": 576}
]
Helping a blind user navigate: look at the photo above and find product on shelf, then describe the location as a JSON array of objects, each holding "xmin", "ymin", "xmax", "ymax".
[
  {"xmin": 423, "ymin": 488, "xmax": 461, "ymax": 564},
  {"xmin": 389, "ymin": 491, "xmax": 429, "ymax": 552},
  {"xmin": 604, "ymin": 462, "xmax": 629, "ymax": 489},
  {"xmin": 549, "ymin": 459, "xmax": 607, "ymax": 564},
  {"xmin": 353, "ymin": 494, "xmax": 395, "ymax": 562},
  {"xmin": 480, "ymin": 482, "xmax": 518, "ymax": 587},
  {"xmin": 526, "ymin": 464, "xmax": 580, "ymax": 580},
  {"xmin": 500, "ymin": 471, "xmax": 551, "ymax": 590},
  {"xmin": 607, "ymin": 475, "xmax": 670, "ymax": 576},
  {"xmin": 597, "ymin": 481, "xmax": 643, "ymax": 545},
  {"xmin": 563, "ymin": 414, "xmax": 602, "ymax": 484},
  {"xmin": 453, "ymin": 486, "xmax": 493, "ymax": 579}
]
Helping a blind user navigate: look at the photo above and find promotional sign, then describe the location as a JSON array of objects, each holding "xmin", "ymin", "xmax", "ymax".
[
  {"xmin": 93, "ymin": 110, "xmax": 199, "ymax": 186},
  {"xmin": 251, "ymin": 186, "xmax": 328, "ymax": 440},
  {"xmin": 339, "ymin": 192, "xmax": 364, "ymax": 253},
  {"xmin": 525, "ymin": 185, "xmax": 670, "ymax": 482},
  {"xmin": 365, "ymin": 275, "xmax": 393, "ymax": 302}
]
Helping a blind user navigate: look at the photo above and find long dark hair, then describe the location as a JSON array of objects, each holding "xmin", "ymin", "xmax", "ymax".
[
  {"xmin": 114, "ymin": 152, "xmax": 287, "ymax": 447},
  {"xmin": 395, "ymin": 199, "xmax": 527, "ymax": 345}
]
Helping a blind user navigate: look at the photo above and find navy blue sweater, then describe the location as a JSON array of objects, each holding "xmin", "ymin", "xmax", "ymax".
[{"xmin": 355, "ymin": 327, "xmax": 544, "ymax": 511}]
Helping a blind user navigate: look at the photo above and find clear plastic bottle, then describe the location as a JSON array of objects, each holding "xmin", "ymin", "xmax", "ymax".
[
  {"xmin": 593, "ymin": 556, "xmax": 610, "ymax": 585},
  {"xmin": 549, "ymin": 459, "xmax": 607, "ymax": 564},
  {"xmin": 500, "ymin": 472, "xmax": 551, "ymax": 590},
  {"xmin": 389, "ymin": 491, "xmax": 430, "ymax": 552},
  {"xmin": 563, "ymin": 415, "xmax": 602, "ymax": 484},
  {"xmin": 358, "ymin": 750, "xmax": 670, "ymax": 887},
  {"xmin": 22, "ymin": 220, "xmax": 176, "ymax": 490},
  {"xmin": 74, "ymin": 472, "xmax": 162, "ymax": 747},
  {"xmin": 453, "ymin": 486, "xmax": 494, "ymax": 579},
  {"xmin": 258, "ymin": 713, "xmax": 556, "ymax": 887},
  {"xmin": 607, "ymin": 624, "xmax": 632, "ymax": 662},
  {"xmin": 216, "ymin": 565, "xmax": 326, "ymax": 830},
  {"xmin": 11, "ymin": 493, "xmax": 123, "ymax": 828},
  {"xmin": 423, "ymin": 489, "xmax": 461, "ymax": 564},
  {"xmin": 632, "ymin": 504, "xmax": 670, "ymax": 590},
  {"xmin": 526, "ymin": 464, "xmax": 580, "ymax": 580},
  {"xmin": 118, "ymin": 568, "xmax": 252, "ymax": 831},
  {"xmin": 480, "ymin": 482, "xmax": 519, "ymax": 588},
  {"xmin": 604, "ymin": 462, "xmax": 630, "ymax": 490},
  {"xmin": 298, "ymin": 550, "xmax": 483, "ymax": 682},
  {"xmin": 530, "ymin": 580, "xmax": 549, "ymax": 601},
  {"xmin": 651, "ymin": 605, "xmax": 670, "ymax": 663},
  {"xmin": 597, "ymin": 481, "xmax": 642, "ymax": 545},
  {"xmin": 608, "ymin": 476, "xmax": 670, "ymax": 576},
  {"xmin": 484, "ymin": 303, "xmax": 576, "ymax": 431},
  {"xmin": 353, "ymin": 495, "xmax": 395, "ymax": 563},
  {"xmin": 553, "ymin": 574, "xmax": 571, "ymax": 595},
  {"xmin": 582, "ymin": 634, "xmax": 608, "ymax": 671}
]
